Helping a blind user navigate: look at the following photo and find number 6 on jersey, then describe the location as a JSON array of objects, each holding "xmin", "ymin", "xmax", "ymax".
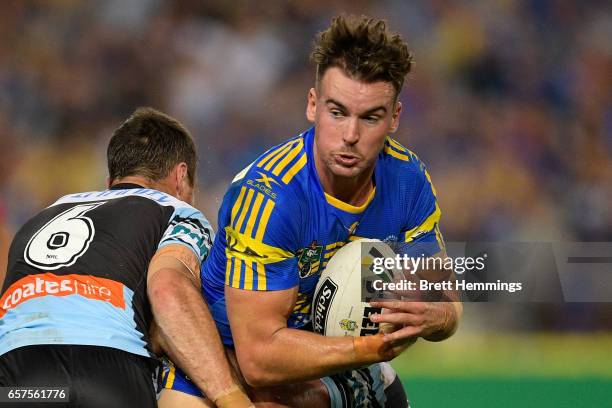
[{"xmin": 24, "ymin": 202, "xmax": 105, "ymax": 270}]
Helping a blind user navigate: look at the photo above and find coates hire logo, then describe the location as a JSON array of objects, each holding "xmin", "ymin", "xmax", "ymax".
[{"xmin": 0, "ymin": 273, "xmax": 125, "ymax": 318}]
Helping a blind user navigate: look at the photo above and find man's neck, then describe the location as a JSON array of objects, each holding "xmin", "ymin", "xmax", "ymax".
[
  {"xmin": 110, "ymin": 176, "xmax": 153, "ymax": 190},
  {"xmin": 110, "ymin": 175, "xmax": 184, "ymax": 203}
]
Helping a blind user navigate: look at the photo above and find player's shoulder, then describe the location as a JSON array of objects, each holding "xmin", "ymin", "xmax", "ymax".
[
  {"xmin": 229, "ymin": 133, "xmax": 309, "ymax": 206},
  {"xmin": 380, "ymin": 136, "xmax": 431, "ymax": 182},
  {"xmin": 50, "ymin": 187, "xmax": 210, "ymax": 229},
  {"xmin": 52, "ymin": 187, "xmax": 197, "ymax": 211},
  {"xmin": 380, "ymin": 137, "xmax": 435, "ymax": 196}
]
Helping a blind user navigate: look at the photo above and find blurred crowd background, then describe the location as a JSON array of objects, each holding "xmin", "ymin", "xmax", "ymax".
[
  {"xmin": 0, "ymin": 1, "xmax": 610, "ymax": 329},
  {"xmin": 0, "ymin": 1, "xmax": 611, "ymax": 404}
]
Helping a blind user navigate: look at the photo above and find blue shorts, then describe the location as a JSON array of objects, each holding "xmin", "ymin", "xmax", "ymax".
[
  {"xmin": 161, "ymin": 359, "xmax": 407, "ymax": 407},
  {"xmin": 161, "ymin": 358, "xmax": 203, "ymax": 397}
]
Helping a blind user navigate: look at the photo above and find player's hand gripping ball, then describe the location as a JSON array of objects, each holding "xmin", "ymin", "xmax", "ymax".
[{"xmin": 311, "ymin": 238, "xmax": 416, "ymax": 351}]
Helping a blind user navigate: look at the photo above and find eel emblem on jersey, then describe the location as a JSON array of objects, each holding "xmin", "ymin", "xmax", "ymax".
[{"xmin": 297, "ymin": 241, "xmax": 323, "ymax": 279}]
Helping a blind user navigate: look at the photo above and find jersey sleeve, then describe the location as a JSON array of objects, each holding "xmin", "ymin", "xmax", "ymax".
[
  {"xmin": 223, "ymin": 182, "xmax": 302, "ymax": 292},
  {"xmin": 158, "ymin": 207, "xmax": 215, "ymax": 264},
  {"xmin": 398, "ymin": 160, "xmax": 445, "ymax": 257}
]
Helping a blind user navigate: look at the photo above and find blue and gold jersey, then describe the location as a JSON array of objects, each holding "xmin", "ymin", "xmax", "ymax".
[{"xmin": 201, "ymin": 127, "xmax": 444, "ymax": 346}]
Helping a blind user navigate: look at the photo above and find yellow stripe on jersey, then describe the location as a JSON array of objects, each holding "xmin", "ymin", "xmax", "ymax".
[
  {"xmin": 434, "ymin": 224, "xmax": 446, "ymax": 251},
  {"xmin": 424, "ymin": 168, "xmax": 438, "ymax": 197},
  {"xmin": 233, "ymin": 188, "xmax": 255, "ymax": 231},
  {"xmin": 384, "ymin": 145, "xmax": 410, "ymax": 161},
  {"xmin": 244, "ymin": 192, "xmax": 264, "ymax": 238},
  {"xmin": 324, "ymin": 188, "xmax": 376, "ymax": 214},
  {"xmin": 243, "ymin": 262, "xmax": 254, "ymax": 290},
  {"xmin": 243, "ymin": 262, "xmax": 268, "ymax": 290},
  {"xmin": 258, "ymin": 140, "xmax": 294, "ymax": 168},
  {"xmin": 387, "ymin": 137, "xmax": 408, "ymax": 152},
  {"xmin": 264, "ymin": 145, "xmax": 293, "ymax": 171},
  {"xmin": 225, "ymin": 255, "xmax": 232, "ymax": 285},
  {"xmin": 225, "ymin": 227, "xmax": 292, "ymax": 290},
  {"xmin": 263, "ymin": 140, "xmax": 300, "ymax": 171},
  {"xmin": 225, "ymin": 227, "xmax": 293, "ymax": 265},
  {"xmin": 326, "ymin": 241, "xmax": 345, "ymax": 250},
  {"xmin": 324, "ymin": 249, "xmax": 339, "ymax": 259},
  {"xmin": 281, "ymin": 153, "xmax": 307, "ymax": 184},
  {"xmin": 230, "ymin": 186, "xmax": 247, "ymax": 224},
  {"xmin": 272, "ymin": 139, "xmax": 304, "ymax": 176},
  {"xmin": 404, "ymin": 204, "xmax": 441, "ymax": 242},
  {"xmin": 165, "ymin": 361, "xmax": 176, "ymax": 388},
  {"xmin": 292, "ymin": 293, "xmax": 312, "ymax": 314},
  {"xmin": 255, "ymin": 199, "xmax": 275, "ymax": 241},
  {"xmin": 256, "ymin": 263, "xmax": 266, "ymax": 290},
  {"xmin": 232, "ymin": 259, "xmax": 243, "ymax": 288}
]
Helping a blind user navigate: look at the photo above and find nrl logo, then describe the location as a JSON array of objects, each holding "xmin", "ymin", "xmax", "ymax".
[
  {"xmin": 297, "ymin": 241, "xmax": 323, "ymax": 279},
  {"xmin": 339, "ymin": 319, "xmax": 357, "ymax": 332}
]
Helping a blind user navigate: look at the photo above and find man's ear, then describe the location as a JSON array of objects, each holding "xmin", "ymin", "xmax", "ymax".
[
  {"xmin": 168, "ymin": 162, "xmax": 188, "ymax": 196},
  {"xmin": 389, "ymin": 101, "xmax": 402, "ymax": 133},
  {"xmin": 306, "ymin": 88, "xmax": 317, "ymax": 123},
  {"xmin": 174, "ymin": 163, "xmax": 188, "ymax": 192}
]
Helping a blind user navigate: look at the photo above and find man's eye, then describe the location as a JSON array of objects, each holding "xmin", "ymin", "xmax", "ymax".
[
  {"xmin": 364, "ymin": 116, "xmax": 379, "ymax": 124},
  {"xmin": 330, "ymin": 110, "xmax": 344, "ymax": 117}
]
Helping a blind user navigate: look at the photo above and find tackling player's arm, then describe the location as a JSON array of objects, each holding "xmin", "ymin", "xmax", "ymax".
[{"xmin": 148, "ymin": 244, "xmax": 252, "ymax": 408}]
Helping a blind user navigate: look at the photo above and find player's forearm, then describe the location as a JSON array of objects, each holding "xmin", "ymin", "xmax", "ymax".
[
  {"xmin": 237, "ymin": 327, "xmax": 389, "ymax": 387},
  {"xmin": 148, "ymin": 267, "xmax": 238, "ymax": 401}
]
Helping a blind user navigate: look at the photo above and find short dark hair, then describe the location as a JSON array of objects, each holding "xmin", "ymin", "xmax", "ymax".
[
  {"xmin": 311, "ymin": 15, "xmax": 413, "ymax": 96},
  {"xmin": 107, "ymin": 107, "xmax": 196, "ymax": 186}
]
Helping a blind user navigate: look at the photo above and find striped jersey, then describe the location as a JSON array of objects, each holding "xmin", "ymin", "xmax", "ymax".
[
  {"xmin": 0, "ymin": 183, "xmax": 213, "ymax": 358},
  {"xmin": 202, "ymin": 127, "xmax": 444, "ymax": 345}
]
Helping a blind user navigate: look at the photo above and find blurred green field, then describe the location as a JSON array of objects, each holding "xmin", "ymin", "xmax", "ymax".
[{"xmin": 391, "ymin": 332, "xmax": 612, "ymax": 407}]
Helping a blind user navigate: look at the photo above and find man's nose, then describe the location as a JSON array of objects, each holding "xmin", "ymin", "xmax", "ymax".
[{"xmin": 343, "ymin": 118, "xmax": 360, "ymax": 145}]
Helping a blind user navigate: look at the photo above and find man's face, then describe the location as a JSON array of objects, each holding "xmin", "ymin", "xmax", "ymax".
[{"xmin": 306, "ymin": 67, "xmax": 402, "ymax": 180}]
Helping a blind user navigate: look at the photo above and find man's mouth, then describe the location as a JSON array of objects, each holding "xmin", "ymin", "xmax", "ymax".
[{"xmin": 334, "ymin": 153, "xmax": 360, "ymax": 167}]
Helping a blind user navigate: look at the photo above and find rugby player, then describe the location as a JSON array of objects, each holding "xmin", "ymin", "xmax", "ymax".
[
  {"xmin": 164, "ymin": 15, "xmax": 461, "ymax": 407},
  {"xmin": 0, "ymin": 108, "xmax": 251, "ymax": 407}
]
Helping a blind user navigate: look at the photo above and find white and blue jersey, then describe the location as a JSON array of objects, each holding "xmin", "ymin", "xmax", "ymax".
[{"xmin": 0, "ymin": 183, "xmax": 214, "ymax": 359}]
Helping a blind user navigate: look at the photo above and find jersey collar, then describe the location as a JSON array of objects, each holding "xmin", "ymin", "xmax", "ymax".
[{"xmin": 109, "ymin": 183, "xmax": 145, "ymax": 190}]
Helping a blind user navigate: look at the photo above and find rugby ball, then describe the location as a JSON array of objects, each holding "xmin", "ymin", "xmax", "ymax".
[{"xmin": 311, "ymin": 238, "xmax": 397, "ymax": 337}]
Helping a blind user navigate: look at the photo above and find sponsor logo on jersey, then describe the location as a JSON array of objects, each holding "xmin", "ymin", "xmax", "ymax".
[
  {"xmin": 297, "ymin": 241, "xmax": 323, "ymax": 278},
  {"xmin": 254, "ymin": 172, "xmax": 280, "ymax": 189},
  {"xmin": 246, "ymin": 172, "xmax": 279, "ymax": 200},
  {"xmin": 0, "ymin": 273, "xmax": 125, "ymax": 318},
  {"xmin": 312, "ymin": 277, "xmax": 338, "ymax": 334}
]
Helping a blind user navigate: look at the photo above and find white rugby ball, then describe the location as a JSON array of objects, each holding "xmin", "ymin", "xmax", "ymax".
[{"xmin": 311, "ymin": 238, "xmax": 397, "ymax": 337}]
